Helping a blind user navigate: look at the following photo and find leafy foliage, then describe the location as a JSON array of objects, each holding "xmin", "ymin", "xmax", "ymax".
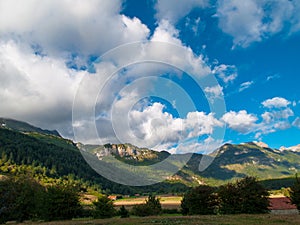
[
  {"xmin": 218, "ymin": 177, "xmax": 270, "ymax": 214},
  {"xmin": 289, "ymin": 175, "xmax": 300, "ymax": 211},
  {"xmin": 0, "ymin": 176, "xmax": 82, "ymax": 223},
  {"xmin": 38, "ymin": 184, "xmax": 82, "ymax": 221},
  {"xmin": 118, "ymin": 205, "xmax": 130, "ymax": 218},
  {"xmin": 132, "ymin": 195, "xmax": 162, "ymax": 217},
  {"xmin": 181, "ymin": 177, "xmax": 269, "ymax": 215},
  {"xmin": 0, "ymin": 175, "xmax": 44, "ymax": 223},
  {"xmin": 181, "ymin": 185, "xmax": 219, "ymax": 215},
  {"xmin": 92, "ymin": 195, "xmax": 116, "ymax": 219}
]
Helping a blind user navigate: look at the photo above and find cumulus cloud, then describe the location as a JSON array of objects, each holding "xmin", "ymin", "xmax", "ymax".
[
  {"xmin": 262, "ymin": 97, "xmax": 291, "ymax": 108},
  {"xmin": 257, "ymin": 101, "xmax": 294, "ymax": 137},
  {"xmin": 0, "ymin": 0, "xmax": 150, "ymax": 56},
  {"xmin": 222, "ymin": 110, "xmax": 258, "ymax": 133},
  {"xmin": 0, "ymin": 0, "xmax": 219, "ymax": 149},
  {"xmin": 212, "ymin": 64, "xmax": 238, "ymax": 84},
  {"xmin": 155, "ymin": 0, "xmax": 209, "ymax": 24},
  {"xmin": 127, "ymin": 102, "xmax": 223, "ymax": 151},
  {"xmin": 216, "ymin": 0, "xmax": 300, "ymax": 47},
  {"xmin": 204, "ymin": 85, "xmax": 223, "ymax": 103},
  {"xmin": 0, "ymin": 40, "xmax": 84, "ymax": 135},
  {"xmin": 221, "ymin": 105, "xmax": 294, "ymax": 138},
  {"xmin": 239, "ymin": 81, "xmax": 254, "ymax": 92}
]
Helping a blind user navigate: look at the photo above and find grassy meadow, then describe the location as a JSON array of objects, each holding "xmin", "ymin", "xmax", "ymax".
[{"xmin": 14, "ymin": 214, "xmax": 300, "ymax": 225}]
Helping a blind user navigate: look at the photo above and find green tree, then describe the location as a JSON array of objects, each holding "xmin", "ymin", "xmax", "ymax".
[
  {"xmin": 181, "ymin": 185, "xmax": 219, "ymax": 215},
  {"xmin": 0, "ymin": 176, "xmax": 44, "ymax": 223},
  {"xmin": 92, "ymin": 195, "xmax": 116, "ymax": 219},
  {"xmin": 145, "ymin": 194, "xmax": 162, "ymax": 215},
  {"xmin": 132, "ymin": 195, "xmax": 162, "ymax": 217},
  {"xmin": 39, "ymin": 184, "xmax": 82, "ymax": 221},
  {"xmin": 218, "ymin": 182, "xmax": 240, "ymax": 214},
  {"xmin": 219, "ymin": 177, "xmax": 269, "ymax": 214},
  {"xmin": 289, "ymin": 175, "xmax": 300, "ymax": 211}
]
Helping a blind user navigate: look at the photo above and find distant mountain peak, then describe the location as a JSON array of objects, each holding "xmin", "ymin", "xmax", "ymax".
[
  {"xmin": 252, "ymin": 141, "xmax": 269, "ymax": 148},
  {"xmin": 279, "ymin": 144, "xmax": 300, "ymax": 152},
  {"xmin": 0, "ymin": 118, "xmax": 60, "ymax": 137}
]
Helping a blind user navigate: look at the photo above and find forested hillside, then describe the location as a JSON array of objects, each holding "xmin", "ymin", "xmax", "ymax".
[
  {"xmin": 0, "ymin": 127, "xmax": 188, "ymax": 195},
  {"xmin": 1, "ymin": 118, "xmax": 300, "ymax": 193}
]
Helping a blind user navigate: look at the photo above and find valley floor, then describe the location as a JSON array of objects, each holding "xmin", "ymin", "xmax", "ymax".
[{"xmin": 14, "ymin": 214, "xmax": 300, "ymax": 225}]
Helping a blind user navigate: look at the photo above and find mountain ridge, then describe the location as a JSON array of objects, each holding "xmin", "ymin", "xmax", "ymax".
[
  {"xmin": 1, "ymin": 117, "xmax": 299, "ymax": 191},
  {"xmin": 0, "ymin": 118, "xmax": 60, "ymax": 137}
]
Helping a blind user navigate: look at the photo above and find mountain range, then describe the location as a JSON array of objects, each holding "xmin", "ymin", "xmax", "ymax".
[{"xmin": 0, "ymin": 117, "xmax": 299, "ymax": 193}]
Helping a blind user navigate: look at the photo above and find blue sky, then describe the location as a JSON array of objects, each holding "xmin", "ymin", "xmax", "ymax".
[
  {"xmin": 1, "ymin": 0, "xmax": 300, "ymax": 153},
  {"xmin": 121, "ymin": 0, "xmax": 300, "ymax": 149}
]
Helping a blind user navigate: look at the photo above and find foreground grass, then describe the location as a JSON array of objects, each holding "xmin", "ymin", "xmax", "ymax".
[{"xmin": 16, "ymin": 214, "xmax": 300, "ymax": 225}]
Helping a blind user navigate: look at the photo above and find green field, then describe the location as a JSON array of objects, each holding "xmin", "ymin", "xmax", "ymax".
[{"xmin": 15, "ymin": 214, "xmax": 300, "ymax": 225}]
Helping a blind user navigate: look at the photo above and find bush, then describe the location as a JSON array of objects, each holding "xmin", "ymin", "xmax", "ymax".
[
  {"xmin": 131, "ymin": 195, "xmax": 162, "ymax": 217},
  {"xmin": 118, "ymin": 205, "xmax": 129, "ymax": 218},
  {"xmin": 181, "ymin": 185, "xmax": 219, "ymax": 215},
  {"xmin": 93, "ymin": 195, "xmax": 116, "ymax": 219},
  {"xmin": 162, "ymin": 208, "xmax": 179, "ymax": 214}
]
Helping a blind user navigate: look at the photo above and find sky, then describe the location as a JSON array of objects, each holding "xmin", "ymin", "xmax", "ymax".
[{"xmin": 1, "ymin": 0, "xmax": 300, "ymax": 154}]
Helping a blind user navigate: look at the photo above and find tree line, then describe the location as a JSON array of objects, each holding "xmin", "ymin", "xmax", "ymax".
[{"xmin": 2, "ymin": 175, "xmax": 300, "ymax": 223}]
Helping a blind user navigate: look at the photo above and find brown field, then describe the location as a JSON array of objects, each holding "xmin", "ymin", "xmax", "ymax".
[
  {"xmin": 16, "ymin": 214, "xmax": 300, "ymax": 225},
  {"xmin": 114, "ymin": 196, "xmax": 182, "ymax": 210}
]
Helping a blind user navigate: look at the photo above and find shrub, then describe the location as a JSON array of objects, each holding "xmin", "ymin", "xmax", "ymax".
[
  {"xmin": 131, "ymin": 195, "xmax": 162, "ymax": 217},
  {"xmin": 118, "ymin": 205, "xmax": 129, "ymax": 218},
  {"xmin": 162, "ymin": 208, "xmax": 179, "ymax": 214}
]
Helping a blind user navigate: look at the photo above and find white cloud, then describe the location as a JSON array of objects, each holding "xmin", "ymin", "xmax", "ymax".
[
  {"xmin": 204, "ymin": 85, "xmax": 223, "ymax": 97},
  {"xmin": 293, "ymin": 117, "xmax": 300, "ymax": 128},
  {"xmin": 216, "ymin": 0, "xmax": 300, "ymax": 47},
  {"xmin": 0, "ymin": 1, "xmax": 217, "ymax": 149},
  {"xmin": 267, "ymin": 74, "xmax": 280, "ymax": 81},
  {"xmin": 239, "ymin": 81, "xmax": 254, "ymax": 92},
  {"xmin": 212, "ymin": 64, "xmax": 238, "ymax": 84},
  {"xmin": 293, "ymin": 101, "xmax": 297, "ymax": 107},
  {"xmin": 216, "ymin": 0, "xmax": 265, "ymax": 47},
  {"xmin": 169, "ymin": 137, "xmax": 223, "ymax": 154},
  {"xmin": 273, "ymin": 121, "xmax": 291, "ymax": 130},
  {"xmin": 204, "ymin": 85, "xmax": 223, "ymax": 102},
  {"xmin": 259, "ymin": 106, "xmax": 294, "ymax": 136},
  {"xmin": 151, "ymin": 20, "xmax": 181, "ymax": 44},
  {"xmin": 262, "ymin": 97, "xmax": 291, "ymax": 108},
  {"xmin": 222, "ymin": 110, "xmax": 258, "ymax": 133},
  {"xmin": 155, "ymin": 0, "xmax": 209, "ymax": 24},
  {"xmin": 221, "ymin": 106, "xmax": 294, "ymax": 138},
  {"xmin": 126, "ymin": 102, "xmax": 223, "ymax": 151},
  {"xmin": 0, "ymin": 40, "xmax": 84, "ymax": 135},
  {"xmin": 0, "ymin": 0, "xmax": 150, "ymax": 56},
  {"xmin": 262, "ymin": 109, "xmax": 294, "ymax": 122}
]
